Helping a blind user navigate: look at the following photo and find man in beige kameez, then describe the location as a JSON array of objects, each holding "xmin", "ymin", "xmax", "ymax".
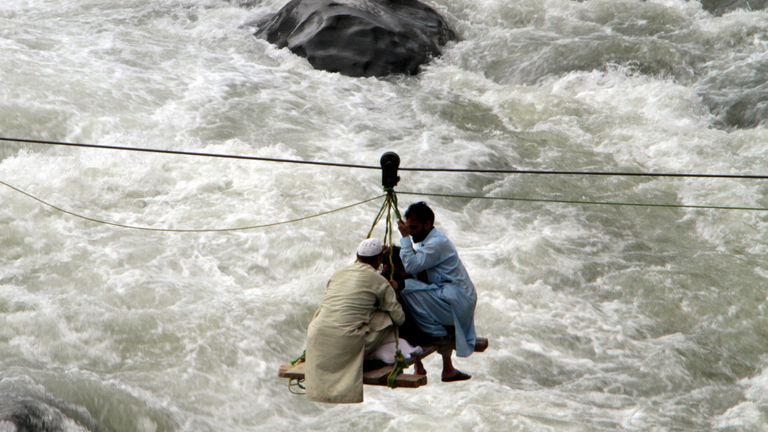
[{"xmin": 305, "ymin": 238, "xmax": 405, "ymax": 403}]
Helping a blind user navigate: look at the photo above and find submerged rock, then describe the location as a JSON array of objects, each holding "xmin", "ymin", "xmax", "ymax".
[{"xmin": 252, "ymin": 0, "xmax": 457, "ymax": 77}]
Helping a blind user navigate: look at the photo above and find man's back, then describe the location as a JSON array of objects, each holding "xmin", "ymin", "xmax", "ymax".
[
  {"xmin": 305, "ymin": 241, "xmax": 404, "ymax": 403},
  {"xmin": 312, "ymin": 261, "xmax": 402, "ymax": 333}
]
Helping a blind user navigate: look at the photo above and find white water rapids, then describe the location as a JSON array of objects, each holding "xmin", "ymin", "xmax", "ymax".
[{"xmin": 2, "ymin": 0, "xmax": 768, "ymax": 430}]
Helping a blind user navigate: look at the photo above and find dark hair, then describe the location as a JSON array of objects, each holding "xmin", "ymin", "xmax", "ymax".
[
  {"xmin": 404, "ymin": 201, "xmax": 434, "ymax": 224},
  {"xmin": 381, "ymin": 246, "xmax": 405, "ymax": 279}
]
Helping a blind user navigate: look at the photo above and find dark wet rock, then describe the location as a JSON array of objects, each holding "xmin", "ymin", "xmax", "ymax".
[
  {"xmin": 0, "ymin": 395, "xmax": 97, "ymax": 432},
  {"xmin": 700, "ymin": 90, "xmax": 768, "ymax": 129},
  {"xmin": 697, "ymin": 55, "xmax": 768, "ymax": 129},
  {"xmin": 252, "ymin": 0, "xmax": 457, "ymax": 77},
  {"xmin": 701, "ymin": 0, "xmax": 768, "ymax": 15}
]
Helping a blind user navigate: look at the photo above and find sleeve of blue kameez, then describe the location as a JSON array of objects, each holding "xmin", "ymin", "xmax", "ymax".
[{"xmin": 399, "ymin": 235, "xmax": 445, "ymax": 275}]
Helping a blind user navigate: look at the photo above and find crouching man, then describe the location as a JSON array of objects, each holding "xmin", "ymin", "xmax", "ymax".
[{"xmin": 305, "ymin": 238, "xmax": 405, "ymax": 403}]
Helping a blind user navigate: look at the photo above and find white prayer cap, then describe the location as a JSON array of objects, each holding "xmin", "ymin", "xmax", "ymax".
[{"xmin": 357, "ymin": 238, "xmax": 383, "ymax": 257}]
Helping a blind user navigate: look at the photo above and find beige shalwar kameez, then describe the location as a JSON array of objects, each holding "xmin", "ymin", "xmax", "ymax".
[{"xmin": 305, "ymin": 261, "xmax": 405, "ymax": 403}]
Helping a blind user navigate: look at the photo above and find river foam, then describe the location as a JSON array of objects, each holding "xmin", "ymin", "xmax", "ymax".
[{"xmin": 2, "ymin": 0, "xmax": 768, "ymax": 430}]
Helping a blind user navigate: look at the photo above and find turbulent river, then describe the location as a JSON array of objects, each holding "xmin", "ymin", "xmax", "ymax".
[{"xmin": 2, "ymin": 0, "xmax": 768, "ymax": 430}]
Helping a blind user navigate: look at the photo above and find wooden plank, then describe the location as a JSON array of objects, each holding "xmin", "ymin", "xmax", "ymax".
[
  {"xmin": 278, "ymin": 362, "xmax": 306, "ymax": 379},
  {"xmin": 412, "ymin": 336, "xmax": 488, "ymax": 357},
  {"xmin": 278, "ymin": 362, "xmax": 428, "ymax": 387},
  {"xmin": 363, "ymin": 366, "xmax": 427, "ymax": 387},
  {"xmin": 375, "ymin": 373, "xmax": 427, "ymax": 388},
  {"xmin": 362, "ymin": 365, "xmax": 392, "ymax": 381}
]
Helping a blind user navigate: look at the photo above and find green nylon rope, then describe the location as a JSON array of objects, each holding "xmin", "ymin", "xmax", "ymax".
[
  {"xmin": 366, "ymin": 196, "xmax": 389, "ymax": 239},
  {"xmin": 381, "ymin": 193, "xmax": 408, "ymax": 388},
  {"xmin": 290, "ymin": 350, "xmax": 306, "ymax": 366},
  {"xmin": 365, "ymin": 188, "xmax": 408, "ymax": 388},
  {"xmin": 386, "ymin": 327, "xmax": 408, "ymax": 389},
  {"xmin": 367, "ymin": 188, "xmax": 402, "ymax": 281}
]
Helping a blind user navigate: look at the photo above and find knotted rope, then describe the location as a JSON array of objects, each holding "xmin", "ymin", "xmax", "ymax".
[{"xmin": 366, "ymin": 187, "xmax": 408, "ymax": 388}]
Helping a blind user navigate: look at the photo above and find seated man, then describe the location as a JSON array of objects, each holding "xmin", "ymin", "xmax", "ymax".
[
  {"xmin": 305, "ymin": 238, "xmax": 405, "ymax": 403},
  {"xmin": 397, "ymin": 202, "xmax": 477, "ymax": 382}
]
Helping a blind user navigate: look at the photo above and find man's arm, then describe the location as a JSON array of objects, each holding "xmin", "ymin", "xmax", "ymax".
[{"xmin": 399, "ymin": 236, "xmax": 444, "ymax": 275}]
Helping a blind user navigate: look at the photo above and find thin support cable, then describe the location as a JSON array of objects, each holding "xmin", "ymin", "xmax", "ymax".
[
  {"xmin": 398, "ymin": 166, "xmax": 768, "ymax": 179},
  {"xmin": 3, "ymin": 136, "xmax": 768, "ymax": 180},
  {"xmin": 0, "ymin": 136, "xmax": 378, "ymax": 170},
  {"xmin": 0, "ymin": 179, "xmax": 384, "ymax": 232},
  {"xmin": 398, "ymin": 191, "xmax": 768, "ymax": 212}
]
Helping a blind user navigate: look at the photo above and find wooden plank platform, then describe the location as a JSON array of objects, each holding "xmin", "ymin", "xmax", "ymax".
[
  {"xmin": 278, "ymin": 361, "xmax": 429, "ymax": 388},
  {"xmin": 278, "ymin": 337, "xmax": 488, "ymax": 388}
]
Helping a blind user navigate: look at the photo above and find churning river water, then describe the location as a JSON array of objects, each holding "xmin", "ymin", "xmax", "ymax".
[{"xmin": 2, "ymin": 0, "xmax": 768, "ymax": 430}]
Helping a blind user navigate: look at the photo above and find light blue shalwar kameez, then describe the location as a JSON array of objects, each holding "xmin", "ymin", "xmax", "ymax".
[{"xmin": 399, "ymin": 227, "xmax": 477, "ymax": 357}]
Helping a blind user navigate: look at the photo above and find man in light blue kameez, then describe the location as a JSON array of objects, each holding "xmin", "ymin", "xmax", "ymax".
[{"xmin": 397, "ymin": 201, "xmax": 477, "ymax": 382}]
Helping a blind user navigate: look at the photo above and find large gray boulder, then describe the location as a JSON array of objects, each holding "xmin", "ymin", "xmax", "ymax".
[
  {"xmin": 253, "ymin": 0, "xmax": 457, "ymax": 77},
  {"xmin": 701, "ymin": 0, "xmax": 768, "ymax": 15}
]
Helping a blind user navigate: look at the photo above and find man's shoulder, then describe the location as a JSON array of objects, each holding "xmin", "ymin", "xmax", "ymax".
[
  {"xmin": 426, "ymin": 228, "xmax": 453, "ymax": 247},
  {"xmin": 329, "ymin": 263, "xmax": 388, "ymax": 289},
  {"xmin": 350, "ymin": 261, "xmax": 387, "ymax": 279},
  {"xmin": 329, "ymin": 261, "xmax": 362, "ymax": 278}
]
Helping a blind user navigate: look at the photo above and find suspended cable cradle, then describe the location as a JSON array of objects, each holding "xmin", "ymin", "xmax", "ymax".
[{"xmin": 277, "ymin": 153, "xmax": 489, "ymax": 390}]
